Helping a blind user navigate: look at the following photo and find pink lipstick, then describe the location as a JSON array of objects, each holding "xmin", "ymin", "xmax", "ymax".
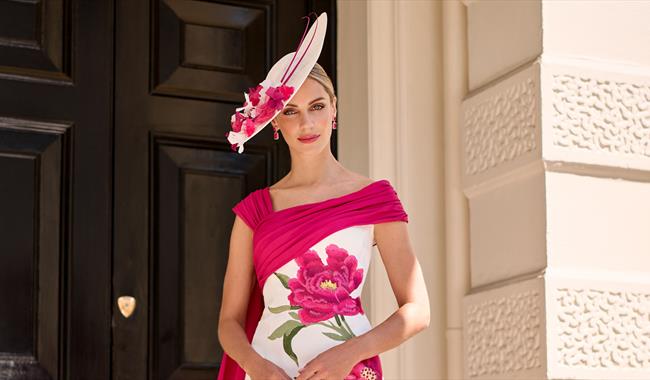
[{"xmin": 298, "ymin": 134, "xmax": 320, "ymax": 143}]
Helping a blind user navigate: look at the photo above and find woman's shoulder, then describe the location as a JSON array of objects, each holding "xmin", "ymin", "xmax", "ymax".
[
  {"xmin": 236, "ymin": 186, "xmax": 267, "ymax": 203},
  {"xmin": 352, "ymin": 174, "xmax": 377, "ymax": 188},
  {"xmin": 232, "ymin": 187, "xmax": 270, "ymax": 231}
]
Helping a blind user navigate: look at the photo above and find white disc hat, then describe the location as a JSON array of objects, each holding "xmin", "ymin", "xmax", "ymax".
[{"xmin": 226, "ymin": 12, "xmax": 328, "ymax": 154}]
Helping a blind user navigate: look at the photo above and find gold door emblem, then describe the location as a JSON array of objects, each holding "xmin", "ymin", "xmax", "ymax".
[{"xmin": 117, "ymin": 296, "xmax": 136, "ymax": 318}]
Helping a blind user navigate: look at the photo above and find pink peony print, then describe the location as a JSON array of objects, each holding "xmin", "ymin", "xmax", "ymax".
[
  {"xmin": 287, "ymin": 244, "xmax": 364, "ymax": 324},
  {"xmin": 345, "ymin": 356, "xmax": 382, "ymax": 380}
]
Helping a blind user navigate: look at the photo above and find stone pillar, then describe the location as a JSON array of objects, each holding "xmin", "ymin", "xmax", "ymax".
[
  {"xmin": 461, "ymin": 1, "xmax": 650, "ymax": 379},
  {"xmin": 338, "ymin": 0, "xmax": 446, "ymax": 379}
]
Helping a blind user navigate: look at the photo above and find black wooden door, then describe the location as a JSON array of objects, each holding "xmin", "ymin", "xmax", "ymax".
[
  {"xmin": 113, "ymin": 1, "xmax": 336, "ymax": 379},
  {"xmin": 0, "ymin": 0, "xmax": 114, "ymax": 379},
  {"xmin": 0, "ymin": 1, "xmax": 335, "ymax": 379}
]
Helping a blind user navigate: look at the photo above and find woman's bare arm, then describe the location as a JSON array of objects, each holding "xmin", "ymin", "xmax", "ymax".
[
  {"xmin": 295, "ymin": 220, "xmax": 430, "ymax": 379},
  {"xmin": 340, "ymin": 220, "xmax": 430, "ymax": 360},
  {"xmin": 217, "ymin": 216, "xmax": 262, "ymax": 373}
]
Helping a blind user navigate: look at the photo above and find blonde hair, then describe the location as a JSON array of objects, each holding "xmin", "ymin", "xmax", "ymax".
[{"xmin": 308, "ymin": 63, "xmax": 336, "ymax": 105}]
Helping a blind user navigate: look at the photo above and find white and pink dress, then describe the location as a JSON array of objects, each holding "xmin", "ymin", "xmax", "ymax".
[{"xmin": 217, "ymin": 180, "xmax": 409, "ymax": 380}]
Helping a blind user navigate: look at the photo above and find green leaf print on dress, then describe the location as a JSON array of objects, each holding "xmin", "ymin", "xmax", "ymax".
[{"xmin": 266, "ymin": 243, "xmax": 365, "ymax": 366}]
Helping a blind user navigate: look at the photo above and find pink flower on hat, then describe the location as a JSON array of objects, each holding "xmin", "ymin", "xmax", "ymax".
[
  {"xmin": 247, "ymin": 85, "xmax": 263, "ymax": 106},
  {"xmin": 229, "ymin": 84, "xmax": 295, "ymax": 141},
  {"xmin": 253, "ymin": 103, "xmax": 276, "ymax": 124},
  {"xmin": 265, "ymin": 84, "xmax": 294, "ymax": 111},
  {"xmin": 243, "ymin": 118, "xmax": 256, "ymax": 137},
  {"xmin": 287, "ymin": 244, "xmax": 364, "ymax": 324},
  {"xmin": 231, "ymin": 112, "xmax": 246, "ymax": 133}
]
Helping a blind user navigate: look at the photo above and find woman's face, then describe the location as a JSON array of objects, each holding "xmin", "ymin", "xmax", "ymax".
[{"xmin": 272, "ymin": 78, "xmax": 336, "ymax": 152}]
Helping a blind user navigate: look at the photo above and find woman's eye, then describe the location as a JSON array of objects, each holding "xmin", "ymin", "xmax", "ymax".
[{"xmin": 283, "ymin": 104, "xmax": 324, "ymax": 115}]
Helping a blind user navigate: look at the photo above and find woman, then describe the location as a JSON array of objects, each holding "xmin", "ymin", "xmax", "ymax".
[{"xmin": 218, "ymin": 13, "xmax": 430, "ymax": 380}]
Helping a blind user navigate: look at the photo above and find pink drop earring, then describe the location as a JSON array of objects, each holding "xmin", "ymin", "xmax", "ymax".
[
  {"xmin": 332, "ymin": 116, "xmax": 337, "ymax": 129},
  {"xmin": 273, "ymin": 125, "xmax": 280, "ymax": 140}
]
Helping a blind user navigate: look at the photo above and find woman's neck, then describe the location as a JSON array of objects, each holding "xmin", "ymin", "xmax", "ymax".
[{"xmin": 284, "ymin": 148, "xmax": 347, "ymax": 187}]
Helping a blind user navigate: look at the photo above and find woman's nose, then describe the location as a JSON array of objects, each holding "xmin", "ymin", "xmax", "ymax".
[{"xmin": 298, "ymin": 111, "xmax": 315, "ymax": 129}]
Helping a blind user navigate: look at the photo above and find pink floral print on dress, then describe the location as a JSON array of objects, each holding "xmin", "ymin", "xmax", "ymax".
[
  {"xmin": 288, "ymin": 243, "xmax": 365, "ymax": 324},
  {"xmin": 345, "ymin": 356, "xmax": 382, "ymax": 380}
]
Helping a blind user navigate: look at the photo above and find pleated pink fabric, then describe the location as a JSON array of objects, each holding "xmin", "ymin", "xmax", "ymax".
[{"xmin": 217, "ymin": 179, "xmax": 408, "ymax": 380}]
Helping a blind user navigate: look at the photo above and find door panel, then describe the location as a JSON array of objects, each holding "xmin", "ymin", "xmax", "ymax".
[
  {"xmin": 153, "ymin": 1, "xmax": 268, "ymax": 102},
  {"xmin": 0, "ymin": 1, "xmax": 113, "ymax": 379}
]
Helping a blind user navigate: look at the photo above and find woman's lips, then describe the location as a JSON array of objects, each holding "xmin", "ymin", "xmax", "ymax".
[{"xmin": 298, "ymin": 134, "xmax": 320, "ymax": 143}]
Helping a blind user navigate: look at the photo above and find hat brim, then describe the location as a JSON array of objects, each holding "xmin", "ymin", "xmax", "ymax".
[{"xmin": 227, "ymin": 12, "xmax": 328, "ymax": 153}]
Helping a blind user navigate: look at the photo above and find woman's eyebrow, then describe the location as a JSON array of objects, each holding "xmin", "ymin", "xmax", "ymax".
[{"xmin": 286, "ymin": 97, "xmax": 325, "ymax": 107}]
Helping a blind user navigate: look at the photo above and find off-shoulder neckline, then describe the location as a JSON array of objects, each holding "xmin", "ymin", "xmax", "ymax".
[{"xmin": 263, "ymin": 179, "xmax": 388, "ymax": 214}]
